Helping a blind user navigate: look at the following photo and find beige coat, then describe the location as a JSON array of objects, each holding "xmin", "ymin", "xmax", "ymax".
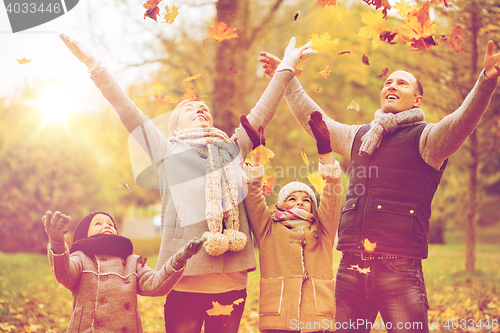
[
  {"xmin": 244, "ymin": 162, "xmax": 342, "ymax": 332},
  {"xmin": 49, "ymin": 245, "xmax": 184, "ymax": 332}
]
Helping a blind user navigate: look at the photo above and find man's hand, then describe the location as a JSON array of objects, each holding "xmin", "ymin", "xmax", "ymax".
[
  {"xmin": 59, "ymin": 34, "xmax": 101, "ymax": 72},
  {"xmin": 484, "ymin": 40, "xmax": 500, "ymax": 80}
]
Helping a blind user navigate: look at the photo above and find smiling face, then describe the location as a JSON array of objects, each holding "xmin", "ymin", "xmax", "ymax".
[
  {"xmin": 173, "ymin": 100, "xmax": 213, "ymax": 135},
  {"xmin": 283, "ymin": 191, "xmax": 313, "ymax": 213},
  {"xmin": 380, "ymin": 70, "xmax": 423, "ymax": 113},
  {"xmin": 87, "ymin": 214, "xmax": 117, "ymax": 237}
]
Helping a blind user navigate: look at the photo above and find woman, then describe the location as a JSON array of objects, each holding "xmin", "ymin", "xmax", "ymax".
[{"xmin": 59, "ymin": 34, "xmax": 315, "ymax": 333}]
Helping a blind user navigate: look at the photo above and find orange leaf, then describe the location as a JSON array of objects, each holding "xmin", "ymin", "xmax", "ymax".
[
  {"xmin": 144, "ymin": 5, "xmax": 160, "ymax": 21},
  {"xmin": 447, "ymin": 25, "xmax": 464, "ymax": 52},
  {"xmin": 362, "ymin": 54, "xmax": 370, "ymax": 65},
  {"xmin": 318, "ymin": 65, "xmax": 331, "ymax": 79},
  {"xmin": 17, "ymin": 58, "xmax": 32, "ymax": 64},
  {"xmin": 154, "ymin": 93, "xmax": 179, "ymax": 105},
  {"xmin": 363, "ymin": 238, "xmax": 377, "ymax": 252},
  {"xmin": 315, "ymin": 0, "xmax": 337, "ymax": 8},
  {"xmin": 183, "ymin": 84, "xmax": 198, "ymax": 100},
  {"xmin": 203, "ymin": 22, "xmax": 239, "ymax": 42},
  {"xmin": 251, "ymin": 145, "xmax": 275, "ymax": 166},
  {"xmin": 163, "ymin": 5, "xmax": 179, "ymax": 24},
  {"xmin": 182, "ymin": 72, "xmax": 205, "ymax": 83},
  {"xmin": 206, "ymin": 301, "xmax": 234, "ymax": 316},
  {"xmin": 262, "ymin": 175, "xmax": 276, "ymax": 196},
  {"xmin": 143, "ymin": 0, "xmax": 161, "ymax": 10}
]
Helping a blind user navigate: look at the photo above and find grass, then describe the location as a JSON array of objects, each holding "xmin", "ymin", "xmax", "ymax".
[{"xmin": 0, "ymin": 242, "xmax": 499, "ymax": 333}]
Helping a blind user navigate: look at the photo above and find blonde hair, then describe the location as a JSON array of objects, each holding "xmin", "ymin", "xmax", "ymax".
[{"xmin": 168, "ymin": 98, "xmax": 204, "ymax": 135}]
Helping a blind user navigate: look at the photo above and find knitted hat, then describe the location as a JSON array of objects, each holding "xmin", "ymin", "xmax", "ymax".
[
  {"xmin": 73, "ymin": 210, "xmax": 117, "ymax": 242},
  {"xmin": 278, "ymin": 182, "xmax": 318, "ymax": 207}
]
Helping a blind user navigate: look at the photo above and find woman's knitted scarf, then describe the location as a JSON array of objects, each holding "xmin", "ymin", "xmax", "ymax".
[
  {"xmin": 176, "ymin": 127, "xmax": 247, "ymax": 256},
  {"xmin": 273, "ymin": 207, "xmax": 314, "ymax": 229},
  {"xmin": 359, "ymin": 108, "xmax": 425, "ymax": 156},
  {"xmin": 70, "ymin": 234, "xmax": 133, "ymax": 261}
]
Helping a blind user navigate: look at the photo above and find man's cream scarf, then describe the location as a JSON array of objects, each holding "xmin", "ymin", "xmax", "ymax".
[
  {"xmin": 359, "ymin": 108, "xmax": 425, "ymax": 156},
  {"xmin": 176, "ymin": 127, "xmax": 247, "ymax": 256}
]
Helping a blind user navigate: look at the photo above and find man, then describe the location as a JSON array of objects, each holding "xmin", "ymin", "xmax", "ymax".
[{"xmin": 259, "ymin": 40, "xmax": 499, "ymax": 332}]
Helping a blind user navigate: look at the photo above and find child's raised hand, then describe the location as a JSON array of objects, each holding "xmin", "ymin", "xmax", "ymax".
[
  {"xmin": 42, "ymin": 210, "xmax": 71, "ymax": 242},
  {"xmin": 59, "ymin": 34, "xmax": 101, "ymax": 72},
  {"xmin": 309, "ymin": 111, "xmax": 332, "ymax": 155},
  {"xmin": 171, "ymin": 236, "xmax": 206, "ymax": 270}
]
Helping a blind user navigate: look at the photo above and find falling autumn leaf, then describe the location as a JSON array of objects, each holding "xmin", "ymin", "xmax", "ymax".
[
  {"xmin": 338, "ymin": 51, "xmax": 350, "ymax": 55},
  {"xmin": 262, "ymin": 175, "xmax": 276, "ymax": 196},
  {"xmin": 318, "ymin": 65, "xmax": 331, "ymax": 79},
  {"xmin": 358, "ymin": 10, "xmax": 394, "ymax": 50},
  {"xmin": 182, "ymin": 72, "xmax": 205, "ymax": 83},
  {"xmin": 121, "ymin": 183, "xmax": 132, "ymax": 192},
  {"xmin": 143, "ymin": 0, "xmax": 160, "ymax": 10},
  {"xmin": 310, "ymin": 32, "xmax": 339, "ymax": 53},
  {"xmin": 17, "ymin": 58, "xmax": 32, "ymax": 64},
  {"xmin": 315, "ymin": 0, "xmax": 337, "ymax": 8},
  {"xmin": 228, "ymin": 12, "xmax": 235, "ymax": 17},
  {"xmin": 155, "ymin": 93, "xmax": 179, "ymax": 105},
  {"xmin": 250, "ymin": 145, "xmax": 275, "ymax": 166},
  {"xmin": 447, "ymin": 25, "xmax": 464, "ymax": 52},
  {"xmin": 206, "ymin": 301, "xmax": 234, "ymax": 316},
  {"xmin": 308, "ymin": 170, "xmax": 326, "ymax": 195},
  {"xmin": 293, "ymin": 10, "xmax": 301, "ymax": 21},
  {"xmin": 163, "ymin": 5, "xmax": 179, "ymax": 24},
  {"xmin": 183, "ymin": 84, "xmax": 198, "ymax": 100},
  {"xmin": 393, "ymin": 0, "xmax": 414, "ymax": 19},
  {"xmin": 362, "ymin": 54, "xmax": 370, "ymax": 65},
  {"xmin": 347, "ymin": 100, "xmax": 360, "ymax": 113},
  {"xmin": 203, "ymin": 21, "xmax": 239, "ymax": 42},
  {"xmin": 348, "ymin": 264, "xmax": 371, "ymax": 274},
  {"xmin": 378, "ymin": 67, "xmax": 389, "ymax": 78},
  {"xmin": 363, "ymin": 238, "xmax": 377, "ymax": 252},
  {"xmin": 233, "ymin": 298, "xmax": 245, "ymax": 306},
  {"xmin": 143, "ymin": 0, "xmax": 161, "ymax": 22},
  {"xmin": 230, "ymin": 67, "xmax": 237, "ymax": 74},
  {"xmin": 301, "ymin": 148, "xmax": 310, "ymax": 167}
]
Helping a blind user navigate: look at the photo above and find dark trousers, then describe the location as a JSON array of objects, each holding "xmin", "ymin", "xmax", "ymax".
[
  {"xmin": 164, "ymin": 289, "xmax": 247, "ymax": 333},
  {"xmin": 335, "ymin": 253, "xmax": 429, "ymax": 333}
]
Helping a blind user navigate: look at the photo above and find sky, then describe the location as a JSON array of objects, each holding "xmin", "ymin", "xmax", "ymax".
[{"xmin": 0, "ymin": 0, "xmax": 215, "ymax": 113}]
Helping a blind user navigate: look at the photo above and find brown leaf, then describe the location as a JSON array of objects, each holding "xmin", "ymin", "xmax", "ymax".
[
  {"xmin": 447, "ymin": 25, "xmax": 464, "ymax": 52},
  {"xmin": 293, "ymin": 10, "xmax": 301, "ymax": 21},
  {"xmin": 144, "ymin": 5, "xmax": 160, "ymax": 21},
  {"xmin": 378, "ymin": 67, "xmax": 389, "ymax": 78},
  {"xmin": 338, "ymin": 51, "xmax": 351, "ymax": 55},
  {"xmin": 362, "ymin": 54, "xmax": 370, "ymax": 65}
]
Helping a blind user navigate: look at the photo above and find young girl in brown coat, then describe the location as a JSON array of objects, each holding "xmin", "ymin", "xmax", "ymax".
[
  {"xmin": 43, "ymin": 210, "xmax": 204, "ymax": 333},
  {"xmin": 241, "ymin": 112, "xmax": 342, "ymax": 333}
]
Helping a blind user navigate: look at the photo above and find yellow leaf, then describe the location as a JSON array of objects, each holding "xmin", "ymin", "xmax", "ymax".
[
  {"xmin": 233, "ymin": 298, "xmax": 245, "ymax": 306},
  {"xmin": 363, "ymin": 238, "xmax": 377, "ymax": 252},
  {"xmin": 182, "ymin": 72, "xmax": 205, "ymax": 83},
  {"xmin": 206, "ymin": 301, "xmax": 234, "ymax": 316},
  {"xmin": 153, "ymin": 83, "xmax": 164, "ymax": 97},
  {"xmin": 301, "ymin": 148, "xmax": 310, "ymax": 167},
  {"xmin": 309, "ymin": 32, "xmax": 339, "ymax": 53},
  {"xmin": 307, "ymin": 171, "xmax": 326, "ymax": 195},
  {"xmin": 393, "ymin": 0, "xmax": 414, "ymax": 19},
  {"xmin": 347, "ymin": 100, "xmax": 360, "ymax": 112},
  {"xmin": 318, "ymin": 65, "xmax": 331, "ymax": 79},
  {"xmin": 358, "ymin": 11, "xmax": 393, "ymax": 50},
  {"xmin": 251, "ymin": 145, "xmax": 275, "ymax": 165},
  {"xmin": 348, "ymin": 264, "xmax": 371, "ymax": 274},
  {"xmin": 163, "ymin": 5, "xmax": 179, "ymax": 24},
  {"xmin": 17, "ymin": 58, "xmax": 32, "ymax": 64}
]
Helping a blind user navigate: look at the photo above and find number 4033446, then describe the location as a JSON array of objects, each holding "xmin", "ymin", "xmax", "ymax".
[
  {"xmin": 442, "ymin": 318, "xmax": 498, "ymax": 330},
  {"xmin": 5, "ymin": 2, "xmax": 62, "ymax": 14}
]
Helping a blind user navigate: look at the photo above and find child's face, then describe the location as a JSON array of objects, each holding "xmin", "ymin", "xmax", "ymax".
[
  {"xmin": 283, "ymin": 191, "xmax": 312, "ymax": 213},
  {"xmin": 87, "ymin": 214, "xmax": 117, "ymax": 237}
]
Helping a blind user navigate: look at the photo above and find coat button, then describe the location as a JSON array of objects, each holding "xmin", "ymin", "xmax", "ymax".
[
  {"xmin": 124, "ymin": 302, "xmax": 131, "ymax": 310},
  {"xmin": 99, "ymin": 297, "xmax": 106, "ymax": 305},
  {"xmin": 377, "ymin": 205, "xmax": 382, "ymax": 209},
  {"xmin": 123, "ymin": 277, "xmax": 130, "ymax": 284},
  {"xmin": 100, "ymin": 257, "xmax": 107, "ymax": 261},
  {"xmin": 122, "ymin": 328, "xmax": 128, "ymax": 333},
  {"xmin": 410, "ymin": 209, "xmax": 415, "ymax": 214},
  {"xmin": 352, "ymin": 203, "xmax": 356, "ymax": 208},
  {"xmin": 94, "ymin": 322, "xmax": 102, "ymax": 329}
]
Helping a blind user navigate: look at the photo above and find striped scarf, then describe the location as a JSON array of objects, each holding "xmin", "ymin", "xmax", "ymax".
[{"xmin": 273, "ymin": 207, "xmax": 314, "ymax": 229}]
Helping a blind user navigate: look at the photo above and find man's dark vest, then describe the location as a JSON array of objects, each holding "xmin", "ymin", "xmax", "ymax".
[{"xmin": 336, "ymin": 123, "xmax": 447, "ymax": 259}]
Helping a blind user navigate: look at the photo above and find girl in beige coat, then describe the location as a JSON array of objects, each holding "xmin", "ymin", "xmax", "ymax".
[
  {"xmin": 43, "ymin": 210, "xmax": 204, "ymax": 333},
  {"xmin": 241, "ymin": 112, "xmax": 342, "ymax": 332}
]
